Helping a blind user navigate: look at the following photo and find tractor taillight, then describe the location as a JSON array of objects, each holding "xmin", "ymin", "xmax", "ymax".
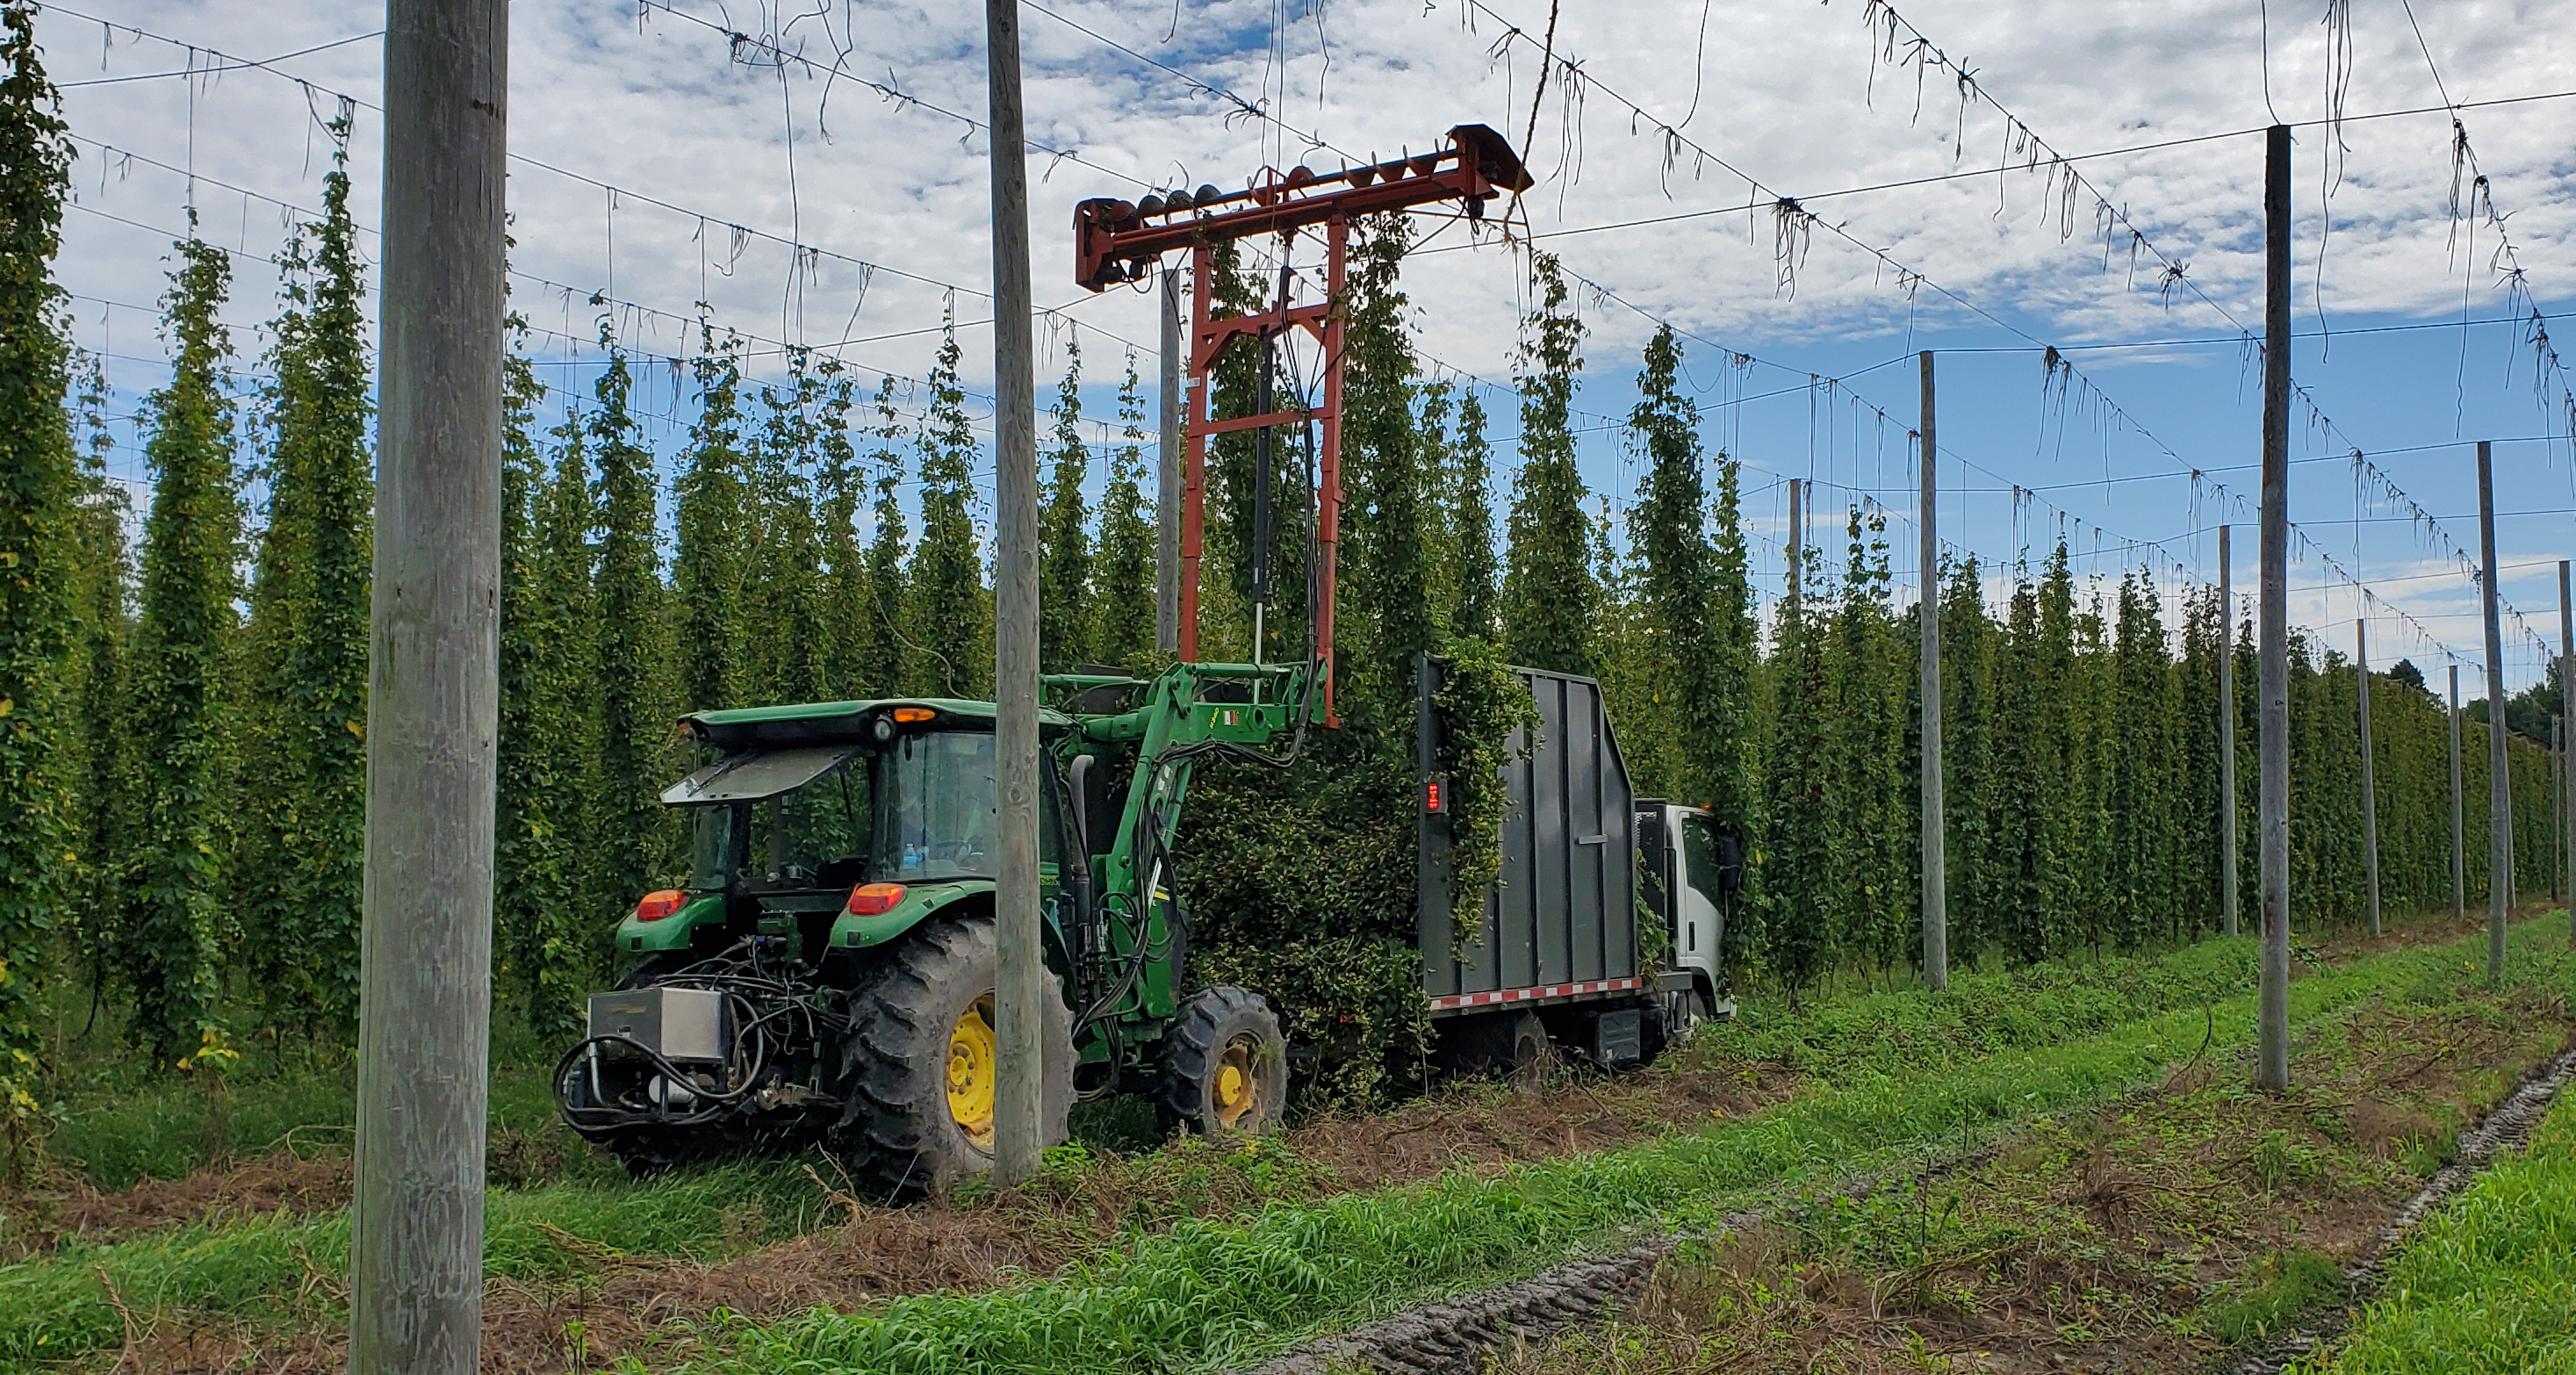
[
  {"xmin": 634, "ymin": 889, "xmax": 687, "ymax": 922},
  {"xmin": 845, "ymin": 882, "xmax": 906, "ymax": 916}
]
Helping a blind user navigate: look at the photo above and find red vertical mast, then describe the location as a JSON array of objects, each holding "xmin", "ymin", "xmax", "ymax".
[{"xmin": 1074, "ymin": 125, "xmax": 1530, "ymax": 723}]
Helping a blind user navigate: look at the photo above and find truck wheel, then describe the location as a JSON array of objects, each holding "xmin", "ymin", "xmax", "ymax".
[
  {"xmin": 1499, "ymin": 1010, "xmax": 1550, "ymax": 1093},
  {"xmin": 837, "ymin": 917, "xmax": 1073, "ymax": 1199},
  {"xmin": 1432, "ymin": 1008, "xmax": 1551, "ymax": 1091},
  {"xmin": 1157, "ymin": 985, "xmax": 1288, "ymax": 1136},
  {"xmin": 1661, "ymin": 988, "xmax": 1709, "ymax": 1040}
]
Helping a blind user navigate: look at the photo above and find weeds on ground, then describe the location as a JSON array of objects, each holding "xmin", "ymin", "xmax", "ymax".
[
  {"xmin": 2292, "ymin": 1087, "xmax": 2576, "ymax": 1373},
  {"xmin": 1490, "ymin": 968, "xmax": 2573, "ymax": 1375}
]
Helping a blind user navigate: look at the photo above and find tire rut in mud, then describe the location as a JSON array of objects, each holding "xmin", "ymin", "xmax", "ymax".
[
  {"xmin": 1239, "ymin": 1235, "xmax": 1691, "ymax": 1375},
  {"xmin": 1239, "ymin": 1044, "xmax": 2576, "ymax": 1375},
  {"xmin": 2231, "ymin": 1043, "xmax": 2576, "ymax": 1375}
]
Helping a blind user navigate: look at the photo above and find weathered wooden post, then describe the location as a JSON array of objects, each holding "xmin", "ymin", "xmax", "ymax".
[
  {"xmin": 2478, "ymin": 440, "xmax": 2510, "ymax": 985},
  {"xmin": 2256, "ymin": 124, "xmax": 2292, "ymax": 1091},
  {"xmin": 2562, "ymin": 560, "xmax": 2573, "ymax": 935},
  {"xmin": 352, "ymin": 0, "xmax": 507, "ymax": 1368},
  {"xmin": 985, "ymin": 0, "xmax": 1044, "ymax": 1186},
  {"xmin": 1157, "ymin": 268, "xmax": 1182, "ymax": 653},
  {"xmin": 2357, "ymin": 619, "xmax": 2381, "ymax": 937},
  {"xmin": 1918, "ymin": 352, "xmax": 1946, "ymax": 990},
  {"xmin": 2220, "ymin": 523, "xmax": 2238, "ymax": 937},
  {"xmin": 2451, "ymin": 662, "xmax": 2466, "ymax": 923}
]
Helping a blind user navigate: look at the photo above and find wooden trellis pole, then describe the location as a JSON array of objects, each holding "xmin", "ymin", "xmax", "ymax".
[
  {"xmin": 2561, "ymin": 559, "xmax": 2572, "ymax": 937},
  {"xmin": 1157, "ymin": 269, "xmax": 1182, "ymax": 654},
  {"xmin": 985, "ymin": 0, "xmax": 1045, "ymax": 1187},
  {"xmin": 2357, "ymin": 619, "xmax": 2381, "ymax": 937},
  {"xmin": 2451, "ymin": 662, "xmax": 2467, "ymax": 923},
  {"xmin": 2479, "ymin": 440, "xmax": 2509, "ymax": 985},
  {"xmin": 2256, "ymin": 124, "xmax": 2292, "ymax": 1091},
  {"xmin": 2220, "ymin": 523, "xmax": 2238, "ymax": 938},
  {"xmin": 352, "ymin": 1, "xmax": 507, "ymax": 1368},
  {"xmin": 1918, "ymin": 352, "xmax": 1946, "ymax": 991}
]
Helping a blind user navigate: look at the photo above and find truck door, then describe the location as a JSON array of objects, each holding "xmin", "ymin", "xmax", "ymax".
[{"xmin": 1673, "ymin": 810, "xmax": 1729, "ymax": 997}]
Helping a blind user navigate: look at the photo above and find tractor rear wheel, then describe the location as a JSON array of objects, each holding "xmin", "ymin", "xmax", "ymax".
[
  {"xmin": 1156, "ymin": 985, "xmax": 1288, "ymax": 1136},
  {"xmin": 836, "ymin": 917, "xmax": 1072, "ymax": 1199}
]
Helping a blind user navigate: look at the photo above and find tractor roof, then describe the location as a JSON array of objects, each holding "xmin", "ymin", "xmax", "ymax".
[{"xmin": 679, "ymin": 697, "xmax": 1077, "ymax": 752}]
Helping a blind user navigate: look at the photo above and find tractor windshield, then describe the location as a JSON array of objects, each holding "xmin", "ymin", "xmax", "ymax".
[
  {"xmin": 674, "ymin": 728, "xmax": 1034, "ymax": 892},
  {"xmin": 870, "ymin": 729, "xmax": 1002, "ymax": 883}
]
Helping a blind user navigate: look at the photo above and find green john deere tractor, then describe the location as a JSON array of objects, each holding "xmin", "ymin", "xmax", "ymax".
[{"xmin": 553, "ymin": 659, "xmax": 1316, "ymax": 1192}]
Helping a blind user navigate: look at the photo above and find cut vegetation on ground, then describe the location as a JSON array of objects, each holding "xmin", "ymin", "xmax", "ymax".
[{"xmin": 2, "ymin": 905, "xmax": 2559, "ymax": 1374}]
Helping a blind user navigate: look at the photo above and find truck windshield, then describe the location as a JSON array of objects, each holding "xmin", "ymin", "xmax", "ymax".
[{"xmin": 1680, "ymin": 814, "xmax": 1727, "ymax": 914}]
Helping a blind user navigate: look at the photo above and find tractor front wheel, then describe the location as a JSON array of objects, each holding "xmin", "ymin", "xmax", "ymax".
[
  {"xmin": 837, "ymin": 917, "xmax": 1072, "ymax": 1198},
  {"xmin": 1156, "ymin": 985, "xmax": 1288, "ymax": 1136}
]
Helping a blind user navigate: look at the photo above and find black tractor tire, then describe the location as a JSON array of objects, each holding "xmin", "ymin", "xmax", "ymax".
[
  {"xmin": 836, "ymin": 917, "xmax": 1073, "ymax": 1199},
  {"xmin": 1156, "ymin": 985, "xmax": 1289, "ymax": 1137}
]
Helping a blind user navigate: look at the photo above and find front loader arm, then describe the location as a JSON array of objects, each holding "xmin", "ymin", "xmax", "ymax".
[{"xmin": 1054, "ymin": 661, "xmax": 1313, "ymax": 1027}]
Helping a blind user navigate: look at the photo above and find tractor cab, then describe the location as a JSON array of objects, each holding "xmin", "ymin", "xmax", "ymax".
[{"xmin": 613, "ymin": 699, "xmax": 1076, "ymax": 975}]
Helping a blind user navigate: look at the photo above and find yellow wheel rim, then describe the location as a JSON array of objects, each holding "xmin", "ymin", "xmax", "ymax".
[
  {"xmin": 946, "ymin": 995, "xmax": 998, "ymax": 1150},
  {"xmin": 1211, "ymin": 1033, "xmax": 1263, "ymax": 1130}
]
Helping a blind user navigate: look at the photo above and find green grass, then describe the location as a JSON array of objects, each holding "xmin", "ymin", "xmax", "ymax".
[
  {"xmin": 658, "ymin": 921, "xmax": 2576, "ymax": 1375},
  {"xmin": 2292, "ymin": 1082, "xmax": 2576, "ymax": 1373},
  {"xmin": 0, "ymin": 1155, "xmax": 831, "ymax": 1367},
  {"xmin": 2210, "ymin": 1249, "xmax": 2346, "ymax": 1346},
  {"xmin": 42, "ymin": 1059, "xmax": 570, "ymax": 1191}
]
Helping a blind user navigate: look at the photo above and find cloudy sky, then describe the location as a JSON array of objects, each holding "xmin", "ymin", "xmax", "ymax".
[{"xmin": 45, "ymin": 0, "xmax": 2576, "ymax": 686}]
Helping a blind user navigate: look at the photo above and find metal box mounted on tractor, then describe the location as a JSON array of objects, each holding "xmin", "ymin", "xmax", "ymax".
[{"xmin": 588, "ymin": 986, "xmax": 728, "ymax": 1064}]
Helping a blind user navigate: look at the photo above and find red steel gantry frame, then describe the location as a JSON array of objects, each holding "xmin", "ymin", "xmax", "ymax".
[{"xmin": 1073, "ymin": 124, "xmax": 1530, "ymax": 721}]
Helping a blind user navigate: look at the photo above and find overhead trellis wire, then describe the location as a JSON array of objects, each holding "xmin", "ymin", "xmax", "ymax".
[
  {"xmin": 50, "ymin": 3, "xmax": 1023, "ymax": 306},
  {"xmin": 636, "ymin": 0, "xmax": 1155, "ymax": 191},
  {"xmin": 1018, "ymin": 4, "xmax": 2509, "ymax": 666},
  {"xmin": 2390, "ymin": 0, "xmax": 2576, "ymax": 486},
  {"xmin": 1804, "ymin": 0, "xmax": 2552, "ymax": 661}
]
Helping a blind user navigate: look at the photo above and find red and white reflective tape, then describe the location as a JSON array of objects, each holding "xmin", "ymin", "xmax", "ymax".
[{"xmin": 1428, "ymin": 975, "xmax": 1644, "ymax": 1011}]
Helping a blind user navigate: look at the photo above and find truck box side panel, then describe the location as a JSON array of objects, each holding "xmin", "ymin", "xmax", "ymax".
[
  {"xmin": 1418, "ymin": 660, "xmax": 1637, "ymax": 1004},
  {"xmin": 1531, "ymin": 678, "xmax": 1567, "ymax": 985}
]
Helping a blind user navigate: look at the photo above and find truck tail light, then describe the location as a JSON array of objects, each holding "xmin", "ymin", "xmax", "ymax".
[
  {"xmin": 845, "ymin": 882, "xmax": 906, "ymax": 916},
  {"xmin": 634, "ymin": 889, "xmax": 687, "ymax": 922}
]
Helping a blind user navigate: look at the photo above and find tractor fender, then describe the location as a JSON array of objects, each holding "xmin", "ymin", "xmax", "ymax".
[
  {"xmin": 616, "ymin": 892, "xmax": 726, "ymax": 956},
  {"xmin": 828, "ymin": 881, "xmax": 987, "ymax": 953},
  {"xmin": 828, "ymin": 881, "xmax": 1079, "ymax": 981}
]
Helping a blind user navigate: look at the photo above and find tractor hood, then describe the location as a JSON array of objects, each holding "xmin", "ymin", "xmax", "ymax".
[{"xmin": 659, "ymin": 743, "xmax": 862, "ymax": 805}]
